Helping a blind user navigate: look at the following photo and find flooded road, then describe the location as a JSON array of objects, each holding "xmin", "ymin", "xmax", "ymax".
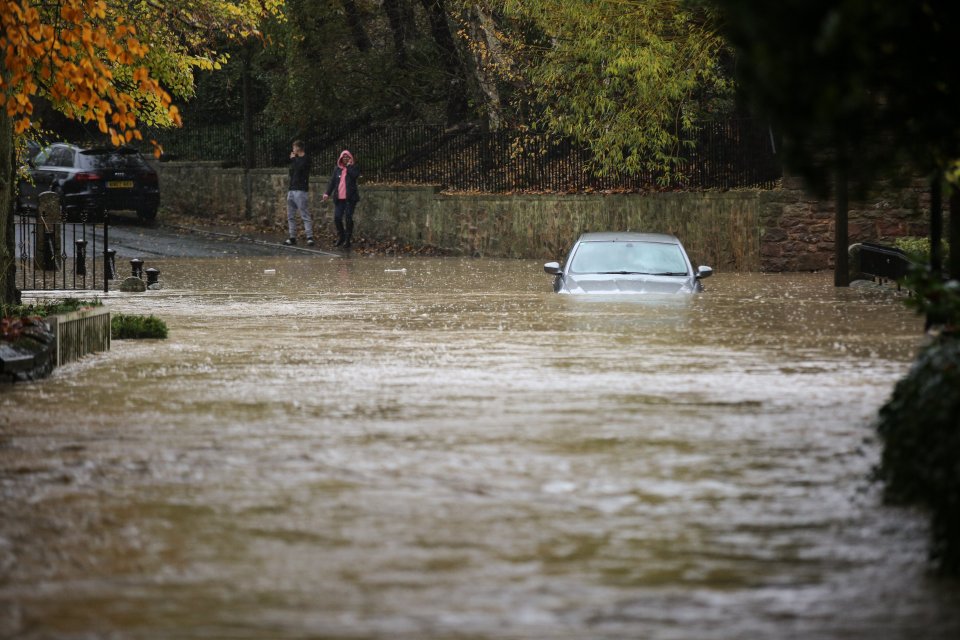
[{"xmin": 2, "ymin": 257, "xmax": 959, "ymax": 639}]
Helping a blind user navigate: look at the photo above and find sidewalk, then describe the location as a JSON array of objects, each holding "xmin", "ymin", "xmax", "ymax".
[
  {"xmin": 160, "ymin": 213, "xmax": 341, "ymax": 256},
  {"xmin": 158, "ymin": 212, "xmax": 448, "ymax": 257}
]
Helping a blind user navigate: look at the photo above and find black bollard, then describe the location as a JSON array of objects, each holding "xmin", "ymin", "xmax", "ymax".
[
  {"xmin": 105, "ymin": 248, "xmax": 117, "ymax": 280},
  {"xmin": 145, "ymin": 267, "xmax": 160, "ymax": 287},
  {"xmin": 130, "ymin": 258, "xmax": 144, "ymax": 279},
  {"xmin": 75, "ymin": 239, "xmax": 87, "ymax": 276}
]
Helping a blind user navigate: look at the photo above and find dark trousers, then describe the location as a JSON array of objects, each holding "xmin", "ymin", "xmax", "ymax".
[{"xmin": 333, "ymin": 199, "xmax": 356, "ymax": 241}]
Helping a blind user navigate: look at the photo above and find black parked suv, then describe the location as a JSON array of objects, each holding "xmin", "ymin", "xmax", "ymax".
[{"xmin": 17, "ymin": 143, "xmax": 160, "ymax": 222}]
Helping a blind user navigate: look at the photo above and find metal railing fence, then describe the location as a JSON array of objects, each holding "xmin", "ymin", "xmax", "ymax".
[
  {"xmin": 148, "ymin": 118, "xmax": 781, "ymax": 192},
  {"xmin": 15, "ymin": 213, "xmax": 111, "ymax": 293}
]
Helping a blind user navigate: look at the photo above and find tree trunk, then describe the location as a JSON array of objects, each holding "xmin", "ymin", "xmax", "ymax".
[
  {"xmin": 1, "ymin": 113, "xmax": 17, "ymax": 306},
  {"xmin": 383, "ymin": 0, "xmax": 408, "ymax": 68},
  {"xmin": 341, "ymin": 0, "xmax": 371, "ymax": 52},
  {"xmin": 950, "ymin": 187, "xmax": 959, "ymax": 279},
  {"xmin": 834, "ymin": 161, "xmax": 849, "ymax": 287},
  {"xmin": 242, "ymin": 41, "xmax": 256, "ymax": 219},
  {"xmin": 458, "ymin": 3, "xmax": 509, "ymax": 129},
  {"xmin": 420, "ymin": 0, "xmax": 471, "ymax": 125},
  {"xmin": 930, "ymin": 174, "xmax": 943, "ymax": 277}
]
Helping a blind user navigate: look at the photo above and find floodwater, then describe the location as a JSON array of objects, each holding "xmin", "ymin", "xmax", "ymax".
[{"xmin": 2, "ymin": 257, "xmax": 959, "ymax": 640}]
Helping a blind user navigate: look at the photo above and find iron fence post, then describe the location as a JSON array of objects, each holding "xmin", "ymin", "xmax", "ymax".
[{"xmin": 102, "ymin": 216, "xmax": 110, "ymax": 293}]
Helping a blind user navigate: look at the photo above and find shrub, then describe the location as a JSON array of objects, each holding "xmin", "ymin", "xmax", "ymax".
[
  {"xmin": 111, "ymin": 314, "xmax": 168, "ymax": 339},
  {"xmin": 0, "ymin": 298, "xmax": 102, "ymax": 320},
  {"xmin": 901, "ymin": 264, "xmax": 960, "ymax": 334},
  {"xmin": 893, "ymin": 236, "xmax": 951, "ymax": 267},
  {"xmin": 875, "ymin": 337, "xmax": 960, "ymax": 575},
  {"xmin": 876, "ymin": 262, "xmax": 960, "ymax": 575}
]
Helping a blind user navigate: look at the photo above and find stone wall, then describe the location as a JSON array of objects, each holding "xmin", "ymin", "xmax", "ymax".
[
  {"xmin": 364, "ymin": 188, "xmax": 763, "ymax": 271},
  {"xmin": 157, "ymin": 162, "xmax": 294, "ymax": 228},
  {"xmin": 157, "ymin": 161, "xmax": 939, "ymax": 272}
]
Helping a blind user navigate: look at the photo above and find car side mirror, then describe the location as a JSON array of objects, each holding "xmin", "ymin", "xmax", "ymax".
[
  {"xmin": 696, "ymin": 266, "xmax": 713, "ymax": 279},
  {"xmin": 543, "ymin": 261, "xmax": 561, "ymax": 275}
]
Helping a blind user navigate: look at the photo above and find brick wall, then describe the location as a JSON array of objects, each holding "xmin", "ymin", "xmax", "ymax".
[{"xmin": 759, "ymin": 176, "xmax": 933, "ymax": 272}]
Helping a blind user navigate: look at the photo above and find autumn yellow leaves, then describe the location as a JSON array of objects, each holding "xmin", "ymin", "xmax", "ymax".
[{"xmin": 1, "ymin": 0, "xmax": 178, "ymax": 146}]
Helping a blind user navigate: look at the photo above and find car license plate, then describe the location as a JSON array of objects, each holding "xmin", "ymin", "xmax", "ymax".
[{"xmin": 107, "ymin": 180, "xmax": 133, "ymax": 188}]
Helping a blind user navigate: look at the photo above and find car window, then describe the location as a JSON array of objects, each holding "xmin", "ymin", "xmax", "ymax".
[
  {"xmin": 47, "ymin": 147, "xmax": 75, "ymax": 168},
  {"xmin": 569, "ymin": 241, "xmax": 689, "ymax": 275},
  {"xmin": 32, "ymin": 147, "xmax": 52, "ymax": 166},
  {"xmin": 21, "ymin": 141, "xmax": 41, "ymax": 164},
  {"xmin": 79, "ymin": 148, "xmax": 150, "ymax": 170}
]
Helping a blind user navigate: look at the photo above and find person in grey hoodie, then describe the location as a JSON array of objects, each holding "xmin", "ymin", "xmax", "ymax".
[
  {"xmin": 285, "ymin": 140, "xmax": 314, "ymax": 246},
  {"xmin": 322, "ymin": 149, "xmax": 360, "ymax": 248}
]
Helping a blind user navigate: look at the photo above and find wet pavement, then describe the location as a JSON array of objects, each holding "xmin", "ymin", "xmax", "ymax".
[
  {"xmin": 14, "ymin": 215, "xmax": 340, "ymax": 264},
  {"xmin": 108, "ymin": 219, "xmax": 337, "ymax": 259},
  {"xmin": 2, "ymin": 257, "xmax": 959, "ymax": 639}
]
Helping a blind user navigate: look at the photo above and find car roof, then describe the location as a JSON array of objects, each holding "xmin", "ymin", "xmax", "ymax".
[
  {"xmin": 576, "ymin": 232, "xmax": 681, "ymax": 244},
  {"xmin": 80, "ymin": 146, "xmax": 140, "ymax": 155},
  {"xmin": 44, "ymin": 142, "xmax": 139, "ymax": 153}
]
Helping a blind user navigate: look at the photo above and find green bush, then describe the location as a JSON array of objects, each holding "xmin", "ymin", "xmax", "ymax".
[
  {"xmin": 901, "ymin": 264, "xmax": 960, "ymax": 334},
  {"xmin": 0, "ymin": 297, "xmax": 102, "ymax": 319},
  {"xmin": 875, "ymin": 337, "xmax": 960, "ymax": 575},
  {"xmin": 893, "ymin": 236, "xmax": 951, "ymax": 266},
  {"xmin": 876, "ymin": 261, "xmax": 960, "ymax": 575},
  {"xmin": 111, "ymin": 314, "xmax": 168, "ymax": 340}
]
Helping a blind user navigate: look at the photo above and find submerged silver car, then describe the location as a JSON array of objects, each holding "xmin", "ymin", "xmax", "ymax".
[{"xmin": 544, "ymin": 232, "xmax": 712, "ymax": 294}]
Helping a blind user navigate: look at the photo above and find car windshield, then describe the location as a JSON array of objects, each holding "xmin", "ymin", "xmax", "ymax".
[
  {"xmin": 79, "ymin": 148, "xmax": 149, "ymax": 170},
  {"xmin": 568, "ymin": 240, "xmax": 689, "ymax": 275}
]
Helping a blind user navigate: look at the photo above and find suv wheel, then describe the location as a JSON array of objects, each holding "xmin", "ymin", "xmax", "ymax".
[{"xmin": 137, "ymin": 205, "xmax": 158, "ymax": 223}]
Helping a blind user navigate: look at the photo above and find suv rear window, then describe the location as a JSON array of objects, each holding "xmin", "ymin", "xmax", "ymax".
[
  {"xmin": 79, "ymin": 148, "xmax": 149, "ymax": 170},
  {"xmin": 47, "ymin": 146, "xmax": 76, "ymax": 167}
]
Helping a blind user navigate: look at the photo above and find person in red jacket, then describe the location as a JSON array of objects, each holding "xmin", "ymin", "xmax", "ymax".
[{"xmin": 322, "ymin": 149, "xmax": 360, "ymax": 248}]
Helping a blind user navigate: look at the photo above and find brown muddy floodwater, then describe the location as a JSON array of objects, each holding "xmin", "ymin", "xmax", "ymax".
[{"xmin": 2, "ymin": 256, "xmax": 959, "ymax": 639}]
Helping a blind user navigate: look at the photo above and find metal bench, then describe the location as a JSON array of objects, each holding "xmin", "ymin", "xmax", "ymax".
[{"xmin": 851, "ymin": 242, "xmax": 914, "ymax": 288}]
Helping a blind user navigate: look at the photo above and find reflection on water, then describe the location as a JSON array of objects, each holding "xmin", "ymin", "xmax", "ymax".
[{"xmin": 2, "ymin": 257, "xmax": 958, "ymax": 639}]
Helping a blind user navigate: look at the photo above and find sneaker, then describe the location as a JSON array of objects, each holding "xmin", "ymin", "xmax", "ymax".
[
  {"xmin": 306, "ymin": 237, "xmax": 315, "ymax": 247},
  {"xmin": 283, "ymin": 238, "xmax": 296, "ymax": 246}
]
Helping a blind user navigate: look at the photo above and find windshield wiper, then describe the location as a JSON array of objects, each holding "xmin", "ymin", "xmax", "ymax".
[
  {"xmin": 595, "ymin": 270, "xmax": 688, "ymax": 276},
  {"xmin": 599, "ymin": 270, "xmax": 648, "ymax": 275}
]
